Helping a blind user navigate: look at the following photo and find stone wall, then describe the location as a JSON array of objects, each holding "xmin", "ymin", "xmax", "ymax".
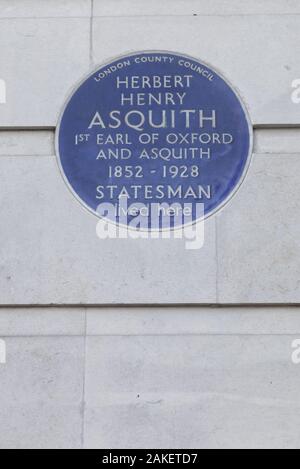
[{"xmin": 0, "ymin": 0, "xmax": 300, "ymax": 449}]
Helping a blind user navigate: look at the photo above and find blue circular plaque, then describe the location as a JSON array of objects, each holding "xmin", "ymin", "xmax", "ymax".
[{"xmin": 56, "ymin": 51, "xmax": 253, "ymax": 230}]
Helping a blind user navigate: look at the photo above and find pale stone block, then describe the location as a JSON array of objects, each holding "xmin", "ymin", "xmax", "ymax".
[
  {"xmin": 84, "ymin": 401, "xmax": 300, "ymax": 449},
  {"xmin": 0, "ymin": 156, "xmax": 217, "ymax": 305},
  {"xmin": 86, "ymin": 306, "xmax": 300, "ymax": 336},
  {"xmin": 0, "ymin": 0, "xmax": 91, "ymax": 18},
  {"xmin": 0, "ymin": 404, "xmax": 82, "ymax": 449},
  {"xmin": 93, "ymin": 0, "xmax": 300, "ymax": 16},
  {"xmin": 254, "ymin": 129, "xmax": 300, "ymax": 155},
  {"xmin": 217, "ymin": 155, "xmax": 300, "ymax": 303},
  {"xmin": 0, "ymin": 18, "xmax": 90, "ymax": 127},
  {"xmin": 0, "ymin": 336, "xmax": 84, "ymax": 447},
  {"xmin": 0, "ymin": 337, "xmax": 84, "ymax": 405},
  {"xmin": 0, "ymin": 308, "xmax": 85, "ymax": 336},
  {"xmin": 92, "ymin": 15, "xmax": 300, "ymax": 125},
  {"xmin": 0, "ymin": 131, "xmax": 54, "ymax": 156},
  {"xmin": 84, "ymin": 335, "xmax": 300, "ymax": 449}
]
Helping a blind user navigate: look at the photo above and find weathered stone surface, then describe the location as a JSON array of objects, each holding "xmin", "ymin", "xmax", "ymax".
[
  {"xmin": 0, "ymin": 18, "xmax": 90, "ymax": 127},
  {"xmin": 217, "ymin": 155, "xmax": 300, "ymax": 303},
  {"xmin": 94, "ymin": 0, "xmax": 300, "ymax": 16},
  {"xmin": 0, "ymin": 156, "xmax": 217, "ymax": 304},
  {"xmin": 92, "ymin": 15, "xmax": 300, "ymax": 125},
  {"xmin": 84, "ymin": 335, "xmax": 300, "ymax": 449}
]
